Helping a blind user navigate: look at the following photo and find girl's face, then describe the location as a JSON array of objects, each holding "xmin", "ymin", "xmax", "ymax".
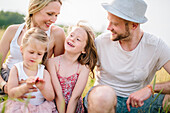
[
  {"xmin": 21, "ymin": 38, "xmax": 46, "ymax": 68},
  {"xmin": 65, "ymin": 27, "xmax": 88, "ymax": 54},
  {"xmin": 32, "ymin": 1, "xmax": 61, "ymax": 31}
]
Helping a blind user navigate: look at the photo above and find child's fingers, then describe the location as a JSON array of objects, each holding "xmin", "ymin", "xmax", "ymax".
[
  {"xmin": 21, "ymin": 95, "xmax": 36, "ymax": 99},
  {"xmin": 38, "ymin": 79, "xmax": 45, "ymax": 83},
  {"xmin": 28, "ymin": 87, "xmax": 38, "ymax": 93},
  {"xmin": 35, "ymin": 77, "xmax": 39, "ymax": 83},
  {"xmin": 35, "ymin": 77, "xmax": 45, "ymax": 83},
  {"xmin": 19, "ymin": 79, "xmax": 26, "ymax": 84}
]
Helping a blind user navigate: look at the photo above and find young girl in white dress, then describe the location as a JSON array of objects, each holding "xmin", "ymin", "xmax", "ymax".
[{"xmin": 0, "ymin": 27, "xmax": 57, "ymax": 113}]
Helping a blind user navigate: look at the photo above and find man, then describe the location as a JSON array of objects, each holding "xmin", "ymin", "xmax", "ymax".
[{"xmin": 84, "ymin": 0, "xmax": 170, "ymax": 112}]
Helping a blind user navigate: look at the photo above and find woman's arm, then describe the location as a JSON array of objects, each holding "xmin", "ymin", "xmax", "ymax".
[
  {"xmin": 38, "ymin": 69, "xmax": 55, "ymax": 101},
  {"xmin": 66, "ymin": 65, "xmax": 90, "ymax": 113},
  {"xmin": 8, "ymin": 66, "xmax": 30, "ymax": 98},
  {"xmin": 51, "ymin": 26, "xmax": 65, "ymax": 57},
  {"xmin": 0, "ymin": 25, "xmax": 19, "ymax": 92},
  {"xmin": 46, "ymin": 58, "xmax": 65, "ymax": 113}
]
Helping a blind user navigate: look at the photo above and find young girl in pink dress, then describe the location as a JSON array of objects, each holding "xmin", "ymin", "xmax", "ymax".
[
  {"xmin": 46, "ymin": 22, "xmax": 97, "ymax": 113},
  {"xmin": 0, "ymin": 27, "xmax": 57, "ymax": 113}
]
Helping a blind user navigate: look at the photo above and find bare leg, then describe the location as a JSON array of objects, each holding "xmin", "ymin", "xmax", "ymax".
[
  {"xmin": 162, "ymin": 94, "xmax": 170, "ymax": 111},
  {"xmin": 88, "ymin": 85, "xmax": 117, "ymax": 113}
]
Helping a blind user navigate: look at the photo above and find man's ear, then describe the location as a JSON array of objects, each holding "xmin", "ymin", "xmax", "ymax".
[{"xmin": 132, "ymin": 23, "xmax": 139, "ymax": 30}]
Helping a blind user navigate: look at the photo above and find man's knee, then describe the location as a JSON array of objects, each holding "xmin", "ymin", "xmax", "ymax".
[
  {"xmin": 87, "ymin": 85, "xmax": 117, "ymax": 113},
  {"xmin": 162, "ymin": 94, "xmax": 170, "ymax": 111}
]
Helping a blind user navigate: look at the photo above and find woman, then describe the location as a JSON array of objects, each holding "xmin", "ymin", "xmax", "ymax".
[{"xmin": 0, "ymin": 0, "xmax": 65, "ymax": 94}]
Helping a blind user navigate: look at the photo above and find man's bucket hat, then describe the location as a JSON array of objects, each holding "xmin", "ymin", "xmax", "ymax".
[{"xmin": 102, "ymin": 0, "xmax": 148, "ymax": 23}]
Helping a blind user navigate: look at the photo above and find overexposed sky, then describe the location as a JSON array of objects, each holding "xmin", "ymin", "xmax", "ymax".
[{"xmin": 0, "ymin": 0, "xmax": 170, "ymax": 45}]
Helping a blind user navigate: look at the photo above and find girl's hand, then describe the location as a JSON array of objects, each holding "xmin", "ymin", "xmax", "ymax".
[
  {"xmin": 35, "ymin": 77, "xmax": 45, "ymax": 90},
  {"xmin": 26, "ymin": 76, "xmax": 36, "ymax": 89}
]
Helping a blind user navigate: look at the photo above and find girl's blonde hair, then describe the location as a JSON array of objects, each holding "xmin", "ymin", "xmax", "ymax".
[
  {"xmin": 25, "ymin": 0, "xmax": 62, "ymax": 29},
  {"xmin": 22, "ymin": 27, "xmax": 49, "ymax": 64},
  {"xmin": 69, "ymin": 22, "xmax": 98, "ymax": 78}
]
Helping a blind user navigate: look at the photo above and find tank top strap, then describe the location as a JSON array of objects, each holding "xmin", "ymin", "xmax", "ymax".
[
  {"xmin": 37, "ymin": 64, "xmax": 45, "ymax": 79},
  {"xmin": 13, "ymin": 23, "xmax": 25, "ymax": 41},
  {"xmin": 57, "ymin": 56, "xmax": 61, "ymax": 73}
]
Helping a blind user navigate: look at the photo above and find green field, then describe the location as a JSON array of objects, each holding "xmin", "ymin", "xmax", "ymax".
[{"xmin": 0, "ymin": 29, "xmax": 169, "ymax": 98}]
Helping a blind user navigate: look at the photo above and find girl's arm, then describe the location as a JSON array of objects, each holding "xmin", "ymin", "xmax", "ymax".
[
  {"xmin": 8, "ymin": 66, "xmax": 30, "ymax": 98},
  {"xmin": 66, "ymin": 65, "xmax": 90, "ymax": 113},
  {"xmin": 37, "ymin": 69, "xmax": 55, "ymax": 101},
  {"xmin": 0, "ymin": 25, "xmax": 19, "ymax": 93},
  {"xmin": 46, "ymin": 58, "xmax": 66, "ymax": 113}
]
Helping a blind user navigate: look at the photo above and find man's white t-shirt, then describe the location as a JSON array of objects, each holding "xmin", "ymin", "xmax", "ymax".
[{"xmin": 94, "ymin": 32, "xmax": 170, "ymax": 97}]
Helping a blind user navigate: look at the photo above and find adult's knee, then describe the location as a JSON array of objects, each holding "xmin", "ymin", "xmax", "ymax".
[
  {"xmin": 162, "ymin": 94, "xmax": 170, "ymax": 112},
  {"xmin": 88, "ymin": 85, "xmax": 117, "ymax": 113}
]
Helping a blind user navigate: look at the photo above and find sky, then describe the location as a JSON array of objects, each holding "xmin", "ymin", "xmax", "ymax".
[{"xmin": 0, "ymin": 0, "xmax": 170, "ymax": 45}]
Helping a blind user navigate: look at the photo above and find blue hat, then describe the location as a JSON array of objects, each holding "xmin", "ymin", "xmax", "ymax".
[{"xmin": 102, "ymin": 0, "xmax": 148, "ymax": 23}]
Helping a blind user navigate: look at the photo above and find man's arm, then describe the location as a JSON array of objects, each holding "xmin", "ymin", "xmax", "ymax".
[{"xmin": 154, "ymin": 60, "xmax": 170, "ymax": 94}]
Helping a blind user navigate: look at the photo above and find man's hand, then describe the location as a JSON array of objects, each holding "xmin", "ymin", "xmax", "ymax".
[{"xmin": 126, "ymin": 86, "xmax": 152, "ymax": 112}]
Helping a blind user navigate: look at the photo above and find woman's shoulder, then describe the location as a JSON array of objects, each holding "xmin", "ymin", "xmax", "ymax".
[
  {"xmin": 2, "ymin": 24, "xmax": 21, "ymax": 42},
  {"xmin": 6, "ymin": 24, "xmax": 21, "ymax": 33},
  {"xmin": 51, "ymin": 25, "xmax": 65, "ymax": 37}
]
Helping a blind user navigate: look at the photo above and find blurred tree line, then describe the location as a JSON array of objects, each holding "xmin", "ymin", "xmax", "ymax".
[
  {"xmin": 0, "ymin": 10, "xmax": 102, "ymax": 36},
  {"xmin": 0, "ymin": 10, "xmax": 25, "ymax": 29}
]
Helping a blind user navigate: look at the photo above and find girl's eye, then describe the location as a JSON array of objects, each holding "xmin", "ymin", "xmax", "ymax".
[
  {"xmin": 55, "ymin": 14, "xmax": 58, "ymax": 17},
  {"xmin": 70, "ymin": 34, "xmax": 73, "ymax": 37},
  {"xmin": 38, "ymin": 53, "xmax": 42, "ymax": 56},
  {"xmin": 77, "ymin": 38, "xmax": 80, "ymax": 41},
  {"xmin": 29, "ymin": 51, "xmax": 34, "ymax": 54}
]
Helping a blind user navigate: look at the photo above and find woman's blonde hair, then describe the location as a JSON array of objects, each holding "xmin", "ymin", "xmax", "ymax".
[
  {"xmin": 69, "ymin": 22, "xmax": 98, "ymax": 78},
  {"xmin": 25, "ymin": 0, "xmax": 62, "ymax": 29},
  {"xmin": 22, "ymin": 27, "xmax": 49, "ymax": 64}
]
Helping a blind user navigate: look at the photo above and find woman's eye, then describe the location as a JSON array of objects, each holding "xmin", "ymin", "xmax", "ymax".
[{"xmin": 47, "ymin": 13, "xmax": 52, "ymax": 16}]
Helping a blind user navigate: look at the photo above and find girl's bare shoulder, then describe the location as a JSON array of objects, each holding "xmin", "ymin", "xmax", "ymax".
[{"xmin": 47, "ymin": 56, "xmax": 60, "ymax": 65}]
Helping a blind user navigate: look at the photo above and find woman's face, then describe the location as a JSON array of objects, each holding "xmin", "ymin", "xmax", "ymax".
[{"xmin": 32, "ymin": 1, "xmax": 61, "ymax": 31}]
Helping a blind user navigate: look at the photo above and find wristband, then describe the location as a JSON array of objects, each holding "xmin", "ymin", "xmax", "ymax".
[{"xmin": 147, "ymin": 85, "xmax": 154, "ymax": 97}]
